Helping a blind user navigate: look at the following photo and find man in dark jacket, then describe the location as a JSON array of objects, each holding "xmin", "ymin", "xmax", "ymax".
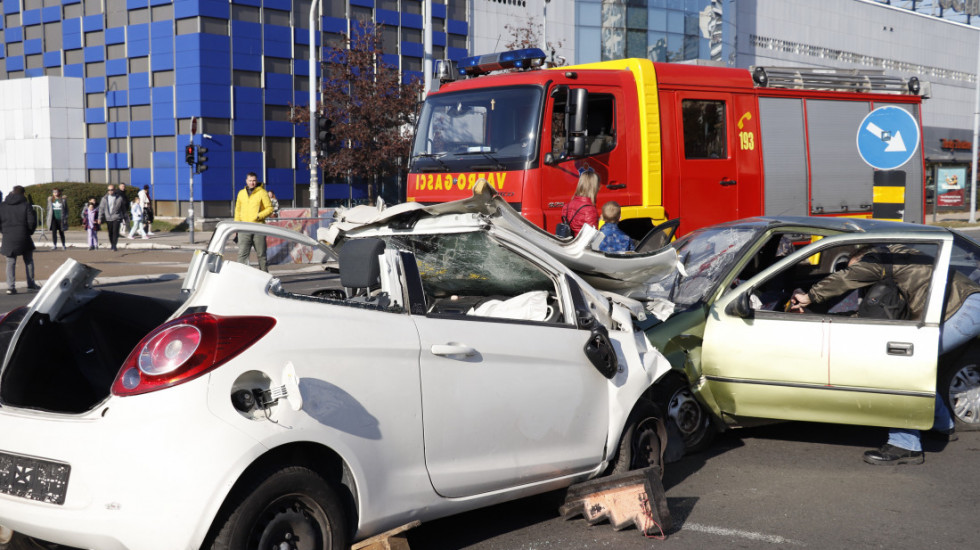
[
  {"xmin": 792, "ymin": 244, "xmax": 980, "ymax": 466},
  {"xmin": 98, "ymin": 184, "xmax": 130, "ymax": 251},
  {"xmin": 0, "ymin": 186, "xmax": 40, "ymax": 295}
]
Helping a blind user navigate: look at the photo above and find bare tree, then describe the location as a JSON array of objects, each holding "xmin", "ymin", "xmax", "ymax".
[
  {"xmin": 292, "ymin": 20, "xmax": 422, "ymax": 201},
  {"xmin": 504, "ymin": 15, "xmax": 565, "ymax": 67}
]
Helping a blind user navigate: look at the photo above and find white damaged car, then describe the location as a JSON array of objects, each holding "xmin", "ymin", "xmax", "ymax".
[{"xmin": 0, "ymin": 189, "xmax": 676, "ymax": 549}]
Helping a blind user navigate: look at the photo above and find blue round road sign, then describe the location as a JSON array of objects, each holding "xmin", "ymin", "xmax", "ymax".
[{"xmin": 856, "ymin": 106, "xmax": 920, "ymax": 171}]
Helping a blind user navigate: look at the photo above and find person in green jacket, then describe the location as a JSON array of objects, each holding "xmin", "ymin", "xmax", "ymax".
[{"xmin": 233, "ymin": 172, "xmax": 274, "ymax": 272}]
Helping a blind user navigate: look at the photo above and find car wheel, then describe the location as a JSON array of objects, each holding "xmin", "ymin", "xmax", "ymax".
[
  {"xmin": 655, "ymin": 377, "xmax": 715, "ymax": 454},
  {"xmin": 609, "ymin": 398, "xmax": 666, "ymax": 476},
  {"xmin": 941, "ymin": 360, "xmax": 980, "ymax": 431},
  {"xmin": 209, "ymin": 465, "xmax": 349, "ymax": 550}
]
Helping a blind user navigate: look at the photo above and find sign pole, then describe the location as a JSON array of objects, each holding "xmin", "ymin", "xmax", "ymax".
[
  {"xmin": 970, "ymin": 27, "xmax": 980, "ymax": 224},
  {"xmin": 189, "ymin": 117, "xmax": 197, "ymax": 244}
]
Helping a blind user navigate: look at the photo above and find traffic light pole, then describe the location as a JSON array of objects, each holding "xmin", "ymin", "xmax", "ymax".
[
  {"xmin": 189, "ymin": 163, "xmax": 195, "ymax": 244},
  {"xmin": 308, "ymin": 2, "xmax": 320, "ymax": 220}
]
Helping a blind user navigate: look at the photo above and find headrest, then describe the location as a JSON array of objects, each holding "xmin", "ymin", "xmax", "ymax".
[{"xmin": 340, "ymin": 238, "xmax": 386, "ymax": 289}]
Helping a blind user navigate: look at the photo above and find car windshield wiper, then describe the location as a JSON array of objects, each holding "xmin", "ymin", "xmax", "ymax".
[
  {"xmin": 413, "ymin": 152, "xmax": 451, "ymax": 172},
  {"xmin": 457, "ymin": 148, "xmax": 505, "ymax": 170}
]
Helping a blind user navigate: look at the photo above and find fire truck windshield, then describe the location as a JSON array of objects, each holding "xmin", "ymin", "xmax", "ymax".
[{"xmin": 412, "ymin": 86, "xmax": 543, "ymax": 170}]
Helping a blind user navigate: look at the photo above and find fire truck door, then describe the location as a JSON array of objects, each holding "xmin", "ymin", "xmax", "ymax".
[
  {"xmin": 674, "ymin": 92, "xmax": 741, "ymax": 231},
  {"xmin": 541, "ymin": 88, "xmax": 631, "ymax": 232}
]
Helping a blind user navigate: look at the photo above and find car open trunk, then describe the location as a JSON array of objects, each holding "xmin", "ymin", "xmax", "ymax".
[{"xmin": 0, "ymin": 261, "xmax": 183, "ymax": 414}]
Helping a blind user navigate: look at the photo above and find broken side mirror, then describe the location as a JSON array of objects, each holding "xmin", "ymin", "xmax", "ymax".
[
  {"xmin": 725, "ymin": 290, "xmax": 754, "ymax": 319},
  {"xmin": 567, "ymin": 275, "xmax": 619, "ymax": 378},
  {"xmin": 565, "ymin": 88, "xmax": 588, "ymax": 158}
]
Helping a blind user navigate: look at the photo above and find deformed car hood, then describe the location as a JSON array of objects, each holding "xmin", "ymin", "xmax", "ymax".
[{"xmin": 319, "ymin": 182, "xmax": 678, "ymax": 295}]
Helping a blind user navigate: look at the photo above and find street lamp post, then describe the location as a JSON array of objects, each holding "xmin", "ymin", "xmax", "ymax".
[
  {"xmin": 971, "ymin": 26, "xmax": 980, "ymax": 223},
  {"xmin": 308, "ymin": 1, "xmax": 321, "ymax": 220}
]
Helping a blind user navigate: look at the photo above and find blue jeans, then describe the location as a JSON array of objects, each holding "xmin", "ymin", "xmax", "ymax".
[{"xmin": 889, "ymin": 293, "xmax": 980, "ymax": 451}]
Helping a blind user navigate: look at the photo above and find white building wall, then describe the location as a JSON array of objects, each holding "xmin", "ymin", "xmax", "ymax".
[
  {"xmin": 470, "ymin": 0, "xmax": 576, "ymax": 65},
  {"xmin": 0, "ymin": 76, "xmax": 86, "ymax": 196},
  {"xmin": 737, "ymin": 0, "xmax": 978, "ymax": 133}
]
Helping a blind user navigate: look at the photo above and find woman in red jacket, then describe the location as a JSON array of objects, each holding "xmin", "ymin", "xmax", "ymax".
[{"xmin": 561, "ymin": 169, "xmax": 600, "ymax": 236}]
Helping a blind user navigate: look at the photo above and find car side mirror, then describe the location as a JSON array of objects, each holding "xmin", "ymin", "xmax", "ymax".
[
  {"xmin": 584, "ymin": 325, "xmax": 618, "ymax": 379},
  {"xmin": 544, "ymin": 152, "xmax": 556, "ymax": 166},
  {"xmin": 726, "ymin": 290, "xmax": 755, "ymax": 319}
]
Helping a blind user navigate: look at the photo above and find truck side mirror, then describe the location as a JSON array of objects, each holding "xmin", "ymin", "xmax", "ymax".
[{"xmin": 565, "ymin": 88, "xmax": 589, "ymax": 158}]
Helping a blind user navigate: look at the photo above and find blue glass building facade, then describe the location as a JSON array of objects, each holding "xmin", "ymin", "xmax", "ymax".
[{"xmin": 0, "ymin": 0, "xmax": 469, "ymax": 215}]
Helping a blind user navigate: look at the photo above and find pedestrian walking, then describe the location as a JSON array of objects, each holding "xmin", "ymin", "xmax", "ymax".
[
  {"xmin": 81, "ymin": 198, "xmax": 100, "ymax": 249},
  {"xmin": 46, "ymin": 188, "xmax": 68, "ymax": 250},
  {"xmin": 98, "ymin": 184, "xmax": 130, "ymax": 251},
  {"xmin": 139, "ymin": 185, "xmax": 154, "ymax": 235},
  {"xmin": 0, "ymin": 186, "xmax": 40, "ymax": 294},
  {"xmin": 127, "ymin": 198, "xmax": 148, "ymax": 239}
]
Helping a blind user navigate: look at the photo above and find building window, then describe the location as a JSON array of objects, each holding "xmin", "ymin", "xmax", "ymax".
[
  {"xmin": 45, "ymin": 67, "xmax": 62, "ymax": 76},
  {"xmin": 86, "ymin": 30, "xmax": 104, "ymax": 47},
  {"xmin": 86, "ymin": 61, "xmax": 105, "ymax": 77},
  {"xmin": 107, "ymin": 75, "xmax": 128, "ymax": 91},
  {"xmin": 234, "ymin": 70, "xmax": 262, "ymax": 87},
  {"xmin": 131, "ymin": 105, "xmax": 152, "ymax": 121},
  {"xmin": 202, "ymin": 17, "xmax": 229, "ymax": 36},
  {"xmin": 26, "ymin": 54, "xmax": 43, "ymax": 70},
  {"xmin": 129, "ymin": 8, "xmax": 150, "ymax": 25},
  {"xmin": 265, "ymin": 57, "xmax": 291, "ymax": 74},
  {"xmin": 44, "ymin": 22, "xmax": 63, "ymax": 51},
  {"xmin": 66, "ymin": 50, "xmax": 85, "ymax": 64},
  {"xmin": 108, "ymin": 106, "xmax": 129, "ymax": 122},
  {"xmin": 403, "ymin": 28, "xmax": 422, "ymax": 43},
  {"xmin": 89, "ymin": 169, "xmax": 107, "ymax": 184},
  {"xmin": 232, "ymin": 5, "xmax": 261, "ymax": 23},
  {"xmin": 403, "ymin": 0, "xmax": 423, "ymax": 16},
  {"xmin": 266, "ymin": 137, "xmax": 292, "ymax": 169},
  {"xmin": 235, "ymin": 135, "xmax": 263, "ymax": 152},
  {"xmin": 153, "ymin": 70, "xmax": 175, "ymax": 87},
  {"xmin": 26, "ymin": 26, "xmax": 44, "ymax": 41},
  {"xmin": 351, "ymin": 5, "xmax": 373, "ymax": 21},
  {"xmin": 325, "ymin": 1, "xmax": 346, "ymax": 18},
  {"xmin": 154, "ymin": 136, "xmax": 176, "ymax": 152},
  {"xmin": 176, "ymin": 18, "xmax": 198, "ymax": 35},
  {"xmin": 83, "ymin": 0, "xmax": 102, "ymax": 17},
  {"xmin": 265, "ymin": 8, "xmax": 291, "ymax": 26},
  {"xmin": 5, "ymin": 14, "xmax": 21, "ymax": 28},
  {"xmin": 86, "ymin": 93, "xmax": 104, "ymax": 108},
  {"xmin": 130, "ymin": 57, "xmax": 149, "ymax": 73},
  {"xmin": 108, "ymin": 138, "xmax": 127, "ymax": 153},
  {"xmin": 152, "ymin": 5, "xmax": 174, "ymax": 22},
  {"xmin": 7, "ymin": 42, "xmax": 24, "ymax": 57},
  {"xmin": 265, "ymin": 104, "xmax": 292, "ymax": 123},
  {"xmin": 131, "ymin": 137, "xmax": 153, "ymax": 168},
  {"xmin": 88, "ymin": 124, "xmax": 107, "ymax": 139},
  {"xmin": 107, "ymin": 44, "xmax": 126, "ymax": 60},
  {"xmin": 292, "ymin": 0, "xmax": 313, "ymax": 28}
]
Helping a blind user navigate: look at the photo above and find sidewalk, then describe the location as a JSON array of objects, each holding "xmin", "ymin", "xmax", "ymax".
[{"xmin": 15, "ymin": 228, "xmax": 216, "ymax": 290}]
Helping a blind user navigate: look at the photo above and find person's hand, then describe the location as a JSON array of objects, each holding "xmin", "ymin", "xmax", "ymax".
[{"xmin": 790, "ymin": 290, "xmax": 811, "ymax": 313}]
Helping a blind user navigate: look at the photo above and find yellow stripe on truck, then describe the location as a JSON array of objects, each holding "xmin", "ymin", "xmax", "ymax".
[{"xmin": 553, "ymin": 59, "xmax": 663, "ymax": 212}]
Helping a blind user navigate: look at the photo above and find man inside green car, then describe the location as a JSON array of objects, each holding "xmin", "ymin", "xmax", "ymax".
[{"xmin": 791, "ymin": 244, "xmax": 980, "ymax": 466}]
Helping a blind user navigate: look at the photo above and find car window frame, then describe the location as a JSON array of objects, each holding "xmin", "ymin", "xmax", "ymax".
[{"xmin": 717, "ymin": 232, "xmax": 953, "ymax": 326}]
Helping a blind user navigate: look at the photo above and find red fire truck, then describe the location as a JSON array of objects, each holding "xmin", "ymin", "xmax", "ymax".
[{"xmin": 407, "ymin": 49, "xmax": 927, "ymax": 236}]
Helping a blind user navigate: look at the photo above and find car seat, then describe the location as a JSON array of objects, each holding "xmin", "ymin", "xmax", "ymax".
[{"xmin": 339, "ymin": 238, "xmax": 389, "ymax": 306}]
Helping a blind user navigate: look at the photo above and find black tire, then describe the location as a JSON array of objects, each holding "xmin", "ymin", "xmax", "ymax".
[
  {"xmin": 654, "ymin": 376, "xmax": 715, "ymax": 454},
  {"xmin": 940, "ymin": 359, "xmax": 980, "ymax": 432},
  {"xmin": 209, "ymin": 465, "xmax": 349, "ymax": 550},
  {"xmin": 609, "ymin": 398, "xmax": 666, "ymax": 476}
]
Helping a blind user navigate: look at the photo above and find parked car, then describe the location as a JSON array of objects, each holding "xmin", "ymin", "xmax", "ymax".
[
  {"xmin": 637, "ymin": 216, "xmax": 980, "ymax": 453},
  {"xmin": 0, "ymin": 203, "xmax": 675, "ymax": 549}
]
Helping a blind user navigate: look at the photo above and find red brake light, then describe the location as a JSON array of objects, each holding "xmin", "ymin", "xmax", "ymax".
[{"xmin": 111, "ymin": 313, "xmax": 276, "ymax": 397}]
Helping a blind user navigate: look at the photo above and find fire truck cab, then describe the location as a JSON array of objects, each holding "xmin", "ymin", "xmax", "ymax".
[{"xmin": 408, "ymin": 49, "xmax": 927, "ymax": 237}]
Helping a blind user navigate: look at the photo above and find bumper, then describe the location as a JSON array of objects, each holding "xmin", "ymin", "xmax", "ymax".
[{"xmin": 0, "ymin": 380, "xmax": 262, "ymax": 550}]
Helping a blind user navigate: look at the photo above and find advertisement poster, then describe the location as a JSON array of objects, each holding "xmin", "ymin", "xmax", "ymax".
[{"xmin": 937, "ymin": 166, "xmax": 966, "ymax": 207}]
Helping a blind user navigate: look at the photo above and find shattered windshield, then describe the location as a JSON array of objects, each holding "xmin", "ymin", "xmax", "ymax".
[
  {"xmin": 379, "ymin": 231, "xmax": 554, "ymax": 298},
  {"xmin": 412, "ymin": 86, "xmax": 543, "ymax": 162},
  {"xmin": 648, "ymin": 226, "xmax": 762, "ymax": 309}
]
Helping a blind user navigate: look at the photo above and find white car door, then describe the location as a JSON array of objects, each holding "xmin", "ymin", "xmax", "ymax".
[{"xmin": 397, "ymin": 231, "xmax": 611, "ymax": 499}]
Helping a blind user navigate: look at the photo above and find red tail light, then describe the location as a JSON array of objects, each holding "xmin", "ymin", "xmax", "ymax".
[{"xmin": 111, "ymin": 313, "xmax": 276, "ymax": 397}]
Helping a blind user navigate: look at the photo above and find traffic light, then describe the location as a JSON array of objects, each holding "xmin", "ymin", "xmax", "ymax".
[
  {"xmin": 316, "ymin": 117, "xmax": 334, "ymax": 154},
  {"xmin": 196, "ymin": 146, "xmax": 208, "ymax": 174},
  {"xmin": 185, "ymin": 144, "xmax": 196, "ymax": 165}
]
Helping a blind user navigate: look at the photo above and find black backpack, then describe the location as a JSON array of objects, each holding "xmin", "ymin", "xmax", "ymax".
[{"xmin": 857, "ymin": 264, "xmax": 909, "ymax": 320}]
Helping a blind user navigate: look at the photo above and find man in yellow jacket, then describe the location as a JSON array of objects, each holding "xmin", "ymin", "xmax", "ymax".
[{"xmin": 234, "ymin": 172, "xmax": 274, "ymax": 272}]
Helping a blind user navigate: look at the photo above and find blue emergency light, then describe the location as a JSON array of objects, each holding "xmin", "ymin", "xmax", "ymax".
[{"xmin": 456, "ymin": 48, "xmax": 547, "ymax": 77}]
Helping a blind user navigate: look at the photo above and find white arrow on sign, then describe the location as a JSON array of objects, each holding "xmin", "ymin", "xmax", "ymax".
[{"xmin": 865, "ymin": 122, "xmax": 907, "ymax": 152}]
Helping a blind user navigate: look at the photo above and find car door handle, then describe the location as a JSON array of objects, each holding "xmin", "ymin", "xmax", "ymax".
[
  {"xmin": 720, "ymin": 178, "xmax": 737, "ymax": 186},
  {"xmin": 887, "ymin": 342, "xmax": 914, "ymax": 356},
  {"xmin": 606, "ymin": 183, "xmax": 627, "ymax": 190},
  {"xmin": 431, "ymin": 344, "xmax": 477, "ymax": 357}
]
